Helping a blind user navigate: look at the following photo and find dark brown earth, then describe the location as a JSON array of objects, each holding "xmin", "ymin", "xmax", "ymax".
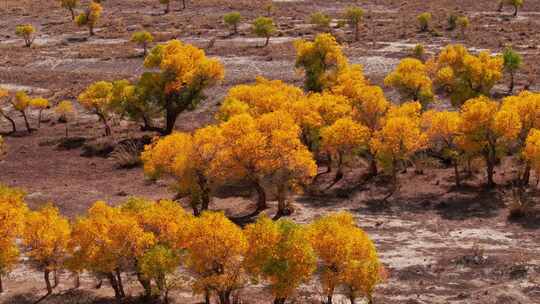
[{"xmin": 0, "ymin": 0, "xmax": 539, "ymax": 303}]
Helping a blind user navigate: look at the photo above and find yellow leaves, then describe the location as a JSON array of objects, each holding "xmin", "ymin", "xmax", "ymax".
[
  {"xmin": 55, "ymin": 100, "xmax": 75, "ymax": 119},
  {"xmin": 22, "ymin": 204, "xmax": 71, "ymax": 271},
  {"xmin": 501, "ymin": 91, "xmax": 540, "ymax": 137},
  {"xmin": 295, "ymin": 33, "xmax": 349, "ymax": 92},
  {"xmin": 431, "ymin": 44, "xmax": 503, "ymax": 105},
  {"xmin": 0, "ymin": 185, "xmax": 27, "ymax": 274},
  {"xmin": 13, "ymin": 91, "xmax": 31, "ymax": 111},
  {"xmin": 343, "ymin": 85, "xmax": 390, "ymax": 131},
  {"xmin": 78, "ymin": 81, "xmax": 114, "ymax": 113},
  {"xmin": 523, "ymin": 129, "xmax": 540, "ymax": 174},
  {"xmin": 30, "ymin": 97, "xmax": 49, "ymax": 109},
  {"xmin": 422, "ymin": 110, "xmax": 462, "ymax": 146},
  {"xmin": 321, "ymin": 118, "xmax": 370, "ymax": 157},
  {"xmin": 144, "ymin": 40, "xmax": 224, "ymax": 95},
  {"xmin": 218, "ymin": 77, "xmax": 304, "ymax": 120},
  {"xmin": 371, "ymin": 102, "xmax": 427, "ymax": 170},
  {"xmin": 307, "ymin": 212, "xmax": 382, "ymax": 298},
  {"xmin": 457, "ymin": 96, "xmax": 520, "ymax": 154},
  {"xmin": 244, "ymin": 216, "xmax": 316, "ymax": 300},
  {"xmin": 384, "ymin": 58, "xmax": 433, "ymax": 105},
  {"xmin": 185, "ymin": 212, "xmax": 247, "ymax": 295},
  {"xmin": 70, "ymin": 201, "xmax": 155, "ymax": 273}
]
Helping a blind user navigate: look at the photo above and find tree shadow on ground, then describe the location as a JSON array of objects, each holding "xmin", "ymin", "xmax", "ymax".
[{"xmin": 2, "ymin": 289, "xmax": 159, "ymax": 304}]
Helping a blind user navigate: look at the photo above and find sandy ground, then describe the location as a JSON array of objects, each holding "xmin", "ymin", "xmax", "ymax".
[{"xmin": 0, "ymin": 0, "xmax": 539, "ymax": 303}]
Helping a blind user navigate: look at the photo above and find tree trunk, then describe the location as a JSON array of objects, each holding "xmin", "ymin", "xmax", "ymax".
[
  {"xmin": 334, "ymin": 152, "xmax": 344, "ymax": 183},
  {"xmin": 253, "ymin": 181, "xmax": 267, "ymax": 211},
  {"xmin": 38, "ymin": 109, "xmax": 43, "ymax": 128},
  {"xmin": 326, "ymin": 154, "xmax": 332, "ymax": 174},
  {"xmin": 89, "ymin": 25, "xmax": 94, "ymax": 36},
  {"xmin": 522, "ymin": 164, "xmax": 531, "ymax": 186},
  {"xmin": 453, "ymin": 160, "xmax": 461, "ymax": 187},
  {"xmin": 73, "ymin": 273, "xmax": 80, "ymax": 289},
  {"xmin": 368, "ymin": 156, "xmax": 378, "ymax": 176},
  {"xmin": 53, "ymin": 270, "xmax": 59, "ymax": 288},
  {"xmin": 0, "ymin": 274, "xmax": 3, "ymax": 293},
  {"xmin": 0, "ymin": 112, "xmax": 17, "ymax": 133},
  {"xmin": 204, "ymin": 289, "xmax": 211, "ymax": 304},
  {"xmin": 218, "ymin": 290, "xmax": 231, "ymax": 304},
  {"xmin": 349, "ymin": 295, "xmax": 355, "ymax": 304},
  {"xmin": 509, "ymin": 71, "xmax": 515, "ymax": 94},
  {"xmin": 275, "ymin": 183, "xmax": 289, "ymax": 218},
  {"xmin": 165, "ymin": 2, "xmax": 170, "ymax": 14},
  {"xmin": 326, "ymin": 294, "xmax": 333, "ymax": 304},
  {"xmin": 65, "ymin": 125, "xmax": 69, "ymax": 138},
  {"xmin": 233, "ymin": 23, "xmax": 238, "ymax": 35},
  {"xmin": 115, "ymin": 269, "xmax": 125, "ymax": 298},
  {"xmin": 44, "ymin": 270, "xmax": 53, "ymax": 295},
  {"xmin": 21, "ymin": 111, "xmax": 31, "ymax": 133},
  {"xmin": 274, "ymin": 297, "xmax": 286, "ymax": 304},
  {"xmin": 182, "ymin": 0, "xmax": 186, "ymax": 10},
  {"xmin": 497, "ymin": 1, "xmax": 503, "ymax": 12},
  {"xmin": 164, "ymin": 108, "xmax": 179, "ymax": 135},
  {"xmin": 97, "ymin": 113, "xmax": 111, "ymax": 136},
  {"xmin": 486, "ymin": 155, "xmax": 495, "ymax": 188},
  {"xmin": 354, "ymin": 23, "xmax": 359, "ymax": 41},
  {"xmin": 513, "ymin": 5, "xmax": 518, "ymax": 17},
  {"xmin": 70, "ymin": 8, "xmax": 75, "ymax": 20},
  {"xmin": 137, "ymin": 272, "xmax": 152, "ymax": 299},
  {"xmin": 107, "ymin": 272, "xmax": 122, "ymax": 301},
  {"xmin": 264, "ymin": 36, "xmax": 270, "ymax": 47}
]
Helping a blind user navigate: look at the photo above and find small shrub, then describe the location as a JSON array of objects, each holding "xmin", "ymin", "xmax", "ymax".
[
  {"xmin": 411, "ymin": 44, "xmax": 426, "ymax": 61},
  {"xmin": 344, "ymin": 6, "xmax": 364, "ymax": 41},
  {"xmin": 110, "ymin": 140, "xmax": 143, "ymax": 168},
  {"xmin": 503, "ymin": 46, "xmax": 522, "ymax": 94},
  {"xmin": 131, "ymin": 31, "xmax": 154, "ymax": 56},
  {"xmin": 224, "ymin": 12, "xmax": 242, "ymax": 35},
  {"xmin": 417, "ymin": 12, "xmax": 432, "ymax": 32},
  {"xmin": 75, "ymin": 1, "xmax": 102, "ymax": 36},
  {"xmin": 252, "ymin": 17, "xmax": 276, "ymax": 47},
  {"xmin": 310, "ymin": 12, "xmax": 331, "ymax": 31},
  {"xmin": 447, "ymin": 13, "xmax": 458, "ymax": 30},
  {"xmin": 15, "ymin": 24, "xmax": 35, "ymax": 47},
  {"xmin": 55, "ymin": 100, "xmax": 76, "ymax": 137},
  {"xmin": 457, "ymin": 16, "xmax": 470, "ymax": 38}
]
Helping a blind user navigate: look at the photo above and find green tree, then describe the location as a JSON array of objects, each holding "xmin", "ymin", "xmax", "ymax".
[
  {"xmin": 131, "ymin": 31, "xmax": 154, "ymax": 56},
  {"xmin": 252, "ymin": 17, "xmax": 276, "ymax": 47},
  {"xmin": 344, "ymin": 6, "xmax": 364, "ymax": 41},
  {"xmin": 503, "ymin": 46, "xmax": 522, "ymax": 94},
  {"xmin": 224, "ymin": 12, "xmax": 242, "ymax": 35}
]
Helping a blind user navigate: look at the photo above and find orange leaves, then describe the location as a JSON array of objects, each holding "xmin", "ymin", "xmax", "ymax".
[
  {"xmin": 523, "ymin": 129, "xmax": 540, "ymax": 175},
  {"xmin": 0, "ymin": 185, "xmax": 27, "ymax": 276},
  {"xmin": 244, "ymin": 216, "xmax": 316, "ymax": 301},
  {"xmin": 321, "ymin": 118, "xmax": 370, "ymax": 158},
  {"xmin": 295, "ymin": 33, "xmax": 350, "ymax": 92},
  {"xmin": 384, "ymin": 58, "xmax": 433, "ymax": 106},
  {"xmin": 144, "ymin": 40, "xmax": 224, "ymax": 95},
  {"xmin": 22, "ymin": 204, "xmax": 71, "ymax": 272},
  {"xmin": 307, "ymin": 212, "xmax": 382, "ymax": 300}
]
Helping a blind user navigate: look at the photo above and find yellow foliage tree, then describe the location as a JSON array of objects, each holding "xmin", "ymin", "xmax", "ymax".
[
  {"xmin": 321, "ymin": 118, "xmax": 370, "ymax": 183},
  {"xmin": 185, "ymin": 212, "xmax": 247, "ymax": 304},
  {"xmin": 501, "ymin": 91, "xmax": 540, "ymax": 184},
  {"xmin": 30, "ymin": 97, "xmax": 49, "ymax": 128},
  {"xmin": 0, "ymin": 185, "xmax": 27, "ymax": 293},
  {"xmin": 75, "ymin": 1, "xmax": 102, "ymax": 36},
  {"xmin": 55, "ymin": 100, "xmax": 76, "ymax": 137},
  {"xmin": 371, "ymin": 102, "xmax": 427, "ymax": 184},
  {"xmin": 70, "ymin": 201, "xmax": 154, "ymax": 300},
  {"xmin": 457, "ymin": 96, "xmax": 521, "ymax": 187},
  {"xmin": 523, "ymin": 128, "xmax": 540, "ymax": 181},
  {"xmin": 294, "ymin": 33, "xmax": 349, "ymax": 92},
  {"xmin": 143, "ymin": 39, "xmax": 224, "ymax": 134},
  {"xmin": 384, "ymin": 58, "xmax": 434, "ymax": 107},
  {"xmin": 214, "ymin": 112, "xmax": 316, "ymax": 215},
  {"xmin": 78, "ymin": 81, "xmax": 117, "ymax": 136},
  {"xmin": 12, "ymin": 91, "xmax": 33, "ymax": 133},
  {"xmin": 244, "ymin": 216, "xmax": 316, "ymax": 304},
  {"xmin": 422, "ymin": 110, "xmax": 463, "ymax": 186},
  {"xmin": 308, "ymin": 212, "xmax": 382, "ymax": 304},
  {"xmin": 0, "ymin": 88, "xmax": 17, "ymax": 133},
  {"xmin": 22, "ymin": 204, "xmax": 71, "ymax": 295},
  {"xmin": 429, "ymin": 44, "xmax": 503, "ymax": 106},
  {"xmin": 142, "ymin": 126, "xmax": 225, "ymax": 215}
]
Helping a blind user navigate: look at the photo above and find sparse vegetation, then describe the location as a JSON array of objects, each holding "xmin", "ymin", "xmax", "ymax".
[
  {"xmin": 344, "ymin": 6, "xmax": 364, "ymax": 41},
  {"xmin": 503, "ymin": 46, "xmax": 522, "ymax": 94},
  {"xmin": 131, "ymin": 31, "xmax": 154, "ymax": 56},
  {"xmin": 54, "ymin": 100, "xmax": 75, "ymax": 137},
  {"xmin": 310, "ymin": 12, "xmax": 331, "ymax": 31},
  {"xmin": 457, "ymin": 16, "xmax": 470, "ymax": 38},
  {"xmin": 417, "ymin": 12, "xmax": 432, "ymax": 32},
  {"xmin": 75, "ymin": 1, "xmax": 102, "ymax": 36},
  {"xmin": 58, "ymin": 0, "xmax": 78, "ymax": 20},
  {"xmin": 15, "ymin": 24, "xmax": 35, "ymax": 47},
  {"xmin": 252, "ymin": 17, "xmax": 276, "ymax": 47},
  {"xmin": 224, "ymin": 12, "xmax": 242, "ymax": 35}
]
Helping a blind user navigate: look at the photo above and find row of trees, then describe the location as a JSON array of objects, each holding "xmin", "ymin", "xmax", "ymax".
[
  {"xmin": 0, "ymin": 89, "xmax": 51, "ymax": 133},
  {"xmin": 0, "ymin": 188, "xmax": 383, "ymax": 304},
  {"xmin": 136, "ymin": 33, "xmax": 538, "ymax": 219}
]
